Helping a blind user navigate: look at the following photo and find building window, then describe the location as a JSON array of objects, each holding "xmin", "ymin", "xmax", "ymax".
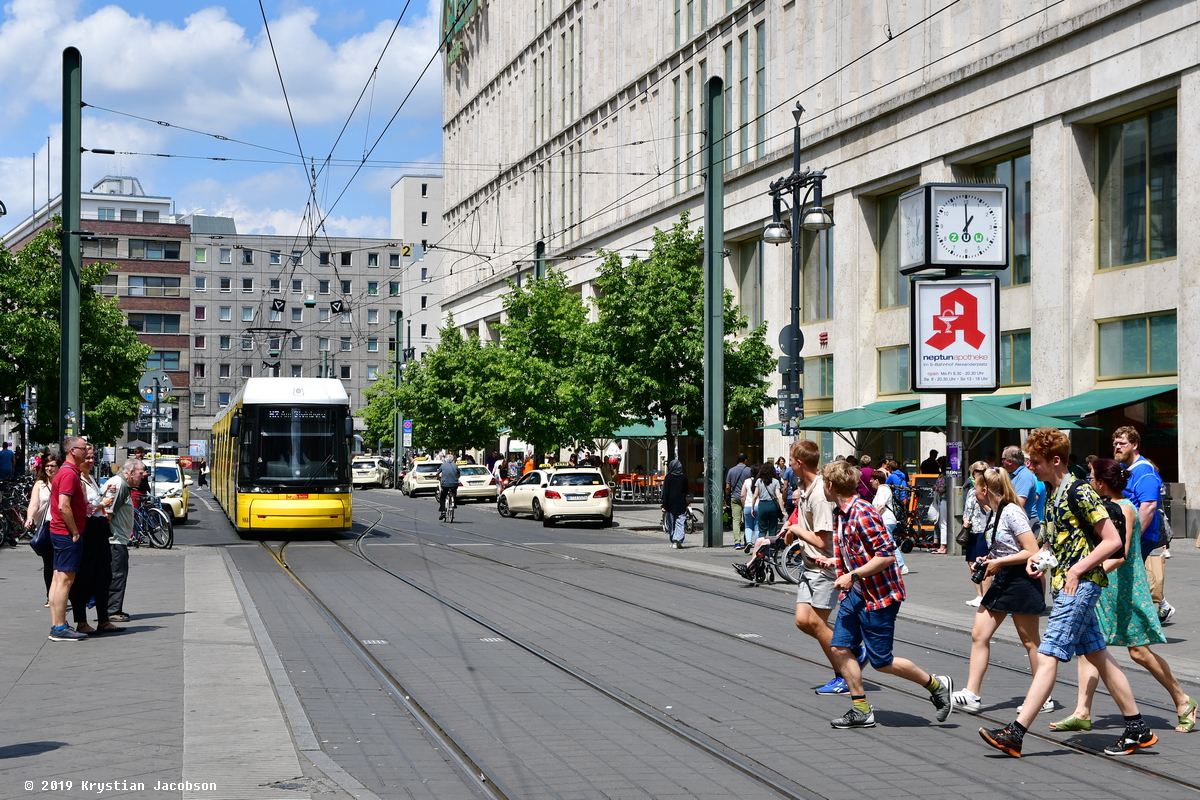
[
  {"xmin": 242, "ymin": 249, "xmax": 253, "ymax": 265},
  {"xmin": 420, "ymin": 324, "xmax": 428, "ymax": 337},
  {"xmin": 291, "ymin": 279, "xmax": 302, "ymax": 294},
  {"xmin": 194, "ymin": 276, "xmax": 207, "ymax": 292},
  {"xmin": 319, "ymin": 251, "xmax": 330, "ymax": 266},
  {"xmin": 999, "ymin": 330, "xmax": 1032, "ymax": 386},
  {"xmin": 241, "ymin": 363, "xmax": 253, "ymax": 378},
  {"xmin": 367, "ymin": 309, "xmax": 379, "ymax": 324},
  {"xmin": 1098, "ymin": 105, "xmax": 1176, "ymax": 270},
  {"xmin": 390, "ymin": 253, "xmax": 400, "ymax": 267},
  {"xmin": 241, "ymin": 337, "xmax": 253, "ymax": 350},
  {"xmin": 146, "ymin": 351, "xmax": 180, "ymax": 371},
  {"xmin": 319, "ymin": 280, "xmax": 330, "ymax": 295},
  {"xmin": 974, "ymin": 152, "xmax": 1032, "ymax": 287},
  {"xmin": 421, "ymin": 211, "xmax": 428, "ymax": 225},
  {"xmin": 389, "ymin": 310, "xmax": 398, "ymax": 324},
  {"xmin": 269, "ymin": 309, "xmax": 282, "ymax": 323},
  {"xmin": 291, "ymin": 364, "xmax": 302, "ymax": 377},
  {"xmin": 194, "ymin": 306, "xmax": 206, "ymax": 321},
  {"xmin": 340, "ymin": 279, "xmax": 352, "ymax": 294},
  {"xmin": 218, "ymin": 306, "xmax": 232, "ymax": 322},
  {"xmin": 220, "ymin": 277, "xmax": 232, "ymax": 292},
  {"xmin": 367, "ymin": 281, "xmax": 378, "ymax": 296},
  {"xmin": 120, "ymin": 209, "xmax": 137, "ymax": 222},
  {"xmin": 341, "ymin": 251, "xmax": 352, "ymax": 267},
  {"xmin": 318, "ymin": 338, "xmax": 329, "ymax": 352},
  {"xmin": 194, "ymin": 247, "xmax": 206, "ymax": 263},
  {"xmin": 340, "ymin": 312, "xmax": 351, "ymax": 324},
  {"xmin": 269, "ymin": 278, "xmax": 280, "ymax": 293},
  {"xmin": 98, "ymin": 207, "xmax": 115, "ymax": 220},
  {"xmin": 128, "ymin": 276, "xmax": 181, "ymax": 297},
  {"xmin": 219, "ymin": 335, "xmax": 231, "ymax": 350},
  {"xmin": 84, "ymin": 238, "xmax": 119, "ymax": 258},
  {"xmin": 270, "ymin": 251, "xmax": 281, "ymax": 265},
  {"xmin": 877, "ymin": 191, "xmax": 909, "ymax": 309},
  {"xmin": 878, "ymin": 346, "xmax": 910, "ymax": 395},
  {"xmin": 291, "ymin": 250, "xmax": 303, "ymax": 265},
  {"xmin": 128, "ymin": 239, "xmax": 180, "ymax": 260},
  {"xmin": 420, "ymin": 267, "xmax": 428, "ymax": 281},
  {"xmin": 128, "ymin": 314, "xmax": 180, "ymax": 333},
  {"xmin": 241, "ymin": 277, "xmax": 253, "ymax": 292},
  {"xmin": 672, "ymin": 76, "xmax": 681, "ymax": 193},
  {"xmin": 291, "ymin": 336, "xmax": 302, "ymax": 351},
  {"xmin": 805, "ymin": 355, "xmax": 834, "ymax": 398},
  {"xmin": 420, "ymin": 295, "xmax": 427, "ymax": 310},
  {"xmin": 219, "ymin": 392, "xmax": 230, "ymax": 408},
  {"xmin": 319, "ymin": 308, "xmax": 330, "ymax": 323},
  {"xmin": 367, "ymin": 365, "xmax": 378, "ymax": 381},
  {"xmin": 389, "ymin": 282, "xmax": 400, "ymax": 296},
  {"xmin": 802, "ymin": 225, "xmax": 834, "ymax": 322},
  {"xmin": 1098, "ymin": 312, "xmax": 1177, "ymax": 378},
  {"xmin": 367, "ymin": 252, "xmax": 378, "ymax": 267},
  {"xmin": 367, "ymin": 338, "xmax": 379, "ymax": 352},
  {"xmin": 143, "ymin": 210, "xmax": 159, "ymax": 222},
  {"xmin": 218, "ymin": 363, "xmax": 230, "ymax": 378},
  {"xmin": 421, "ymin": 183, "xmax": 428, "ymax": 197},
  {"xmin": 291, "ymin": 307, "xmax": 302, "ymax": 323},
  {"xmin": 738, "ymin": 32, "xmax": 749, "ymax": 166},
  {"xmin": 755, "ymin": 22, "xmax": 766, "ymax": 159},
  {"xmin": 193, "ymin": 392, "xmax": 205, "ymax": 407},
  {"xmin": 340, "ymin": 337, "xmax": 352, "ymax": 352},
  {"xmin": 194, "ymin": 335, "xmax": 206, "ymax": 349},
  {"xmin": 194, "ymin": 363, "xmax": 206, "ymax": 378},
  {"xmin": 220, "ymin": 248, "xmax": 232, "ymax": 264},
  {"xmin": 241, "ymin": 307, "xmax": 254, "ymax": 322},
  {"xmin": 340, "ymin": 365, "xmax": 351, "ymax": 379},
  {"xmin": 736, "ymin": 240, "xmax": 762, "ymax": 329}
]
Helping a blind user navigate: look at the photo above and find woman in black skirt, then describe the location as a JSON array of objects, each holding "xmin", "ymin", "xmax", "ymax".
[{"xmin": 950, "ymin": 466, "xmax": 1045, "ymax": 714}]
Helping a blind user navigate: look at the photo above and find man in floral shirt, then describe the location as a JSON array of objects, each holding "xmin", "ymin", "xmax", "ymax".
[
  {"xmin": 822, "ymin": 460, "xmax": 954, "ymax": 729},
  {"xmin": 980, "ymin": 427, "xmax": 1154, "ymax": 758}
]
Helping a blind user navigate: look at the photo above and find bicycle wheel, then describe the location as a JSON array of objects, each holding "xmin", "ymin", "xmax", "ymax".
[
  {"xmin": 445, "ymin": 500, "xmax": 455, "ymax": 524},
  {"xmin": 775, "ymin": 540, "xmax": 804, "ymax": 584},
  {"xmin": 147, "ymin": 508, "xmax": 174, "ymax": 549}
]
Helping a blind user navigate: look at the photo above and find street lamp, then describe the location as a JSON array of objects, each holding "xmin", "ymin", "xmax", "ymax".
[{"xmin": 763, "ymin": 103, "xmax": 833, "ymax": 439}]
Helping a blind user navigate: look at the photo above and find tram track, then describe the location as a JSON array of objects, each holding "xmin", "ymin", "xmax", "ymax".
[{"xmin": 341, "ymin": 497, "xmax": 1200, "ymax": 794}]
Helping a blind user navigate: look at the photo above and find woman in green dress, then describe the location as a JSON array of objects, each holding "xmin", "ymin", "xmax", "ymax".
[{"xmin": 1050, "ymin": 458, "xmax": 1196, "ymax": 733}]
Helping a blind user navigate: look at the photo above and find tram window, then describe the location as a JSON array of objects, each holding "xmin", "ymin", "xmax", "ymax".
[{"xmin": 254, "ymin": 407, "xmax": 344, "ymax": 481}]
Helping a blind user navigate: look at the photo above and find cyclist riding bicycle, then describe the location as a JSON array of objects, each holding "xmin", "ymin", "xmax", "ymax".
[{"xmin": 437, "ymin": 454, "xmax": 460, "ymax": 520}]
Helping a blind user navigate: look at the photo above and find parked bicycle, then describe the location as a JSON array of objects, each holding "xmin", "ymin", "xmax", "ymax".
[{"xmin": 130, "ymin": 493, "xmax": 173, "ymax": 549}]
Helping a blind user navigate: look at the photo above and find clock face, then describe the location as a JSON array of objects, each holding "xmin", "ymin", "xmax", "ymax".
[
  {"xmin": 933, "ymin": 189, "xmax": 1004, "ymax": 263},
  {"xmin": 899, "ymin": 189, "xmax": 926, "ymax": 269}
]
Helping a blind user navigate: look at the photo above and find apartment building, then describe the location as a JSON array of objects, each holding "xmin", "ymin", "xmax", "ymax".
[
  {"xmin": 439, "ymin": 0, "xmax": 1195, "ymax": 531},
  {"xmin": 389, "ymin": 174, "xmax": 444, "ymax": 355}
]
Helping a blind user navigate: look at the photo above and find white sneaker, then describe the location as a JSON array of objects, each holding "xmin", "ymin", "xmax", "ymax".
[
  {"xmin": 1017, "ymin": 697, "xmax": 1055, "ymax": 714},
  {"xmin": 1160, "ymin": 602, "xmax": 1176, "ymax": 624},
  {"xmin": 900, "ymin": 565, "xmax": 910, "ymax": 575},
  {"xmin": 951, "ymin": 690, "xmax": 981, "ymax": 713},
  {"xmin": 966, "ymin": 596, "xmax": 982, "ymax": 607}
]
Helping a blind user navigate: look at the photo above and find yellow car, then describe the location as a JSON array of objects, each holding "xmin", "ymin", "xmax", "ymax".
[
  {"xmin": 401, "ymin": 461, "xmax": 442, "ymax": 496},
  {"xmin": 456, "ymin": 465, "xmax": 498, "ymax": 501},
  {"xmin": 497, "ymin": 468, "xmax": 613, "ymax": 528}
]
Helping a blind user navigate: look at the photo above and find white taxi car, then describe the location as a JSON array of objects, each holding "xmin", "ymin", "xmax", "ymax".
[
  {"xmin": 497, "ymin": 468, "xmax": 613, "ymax": 527},
  {"xmin": 352, "ymin": 456, "xmax": 394, "ymax": 489},
  {"xmin": 401, "ymin": 460, "xmax": 443, "ymax": 496},
  {"xmin": 148, "ymin": 457, "xmax": 192, "ymax": 524},
  {"xmin": 456, "ymin": 465, "xmax": 498, "ymax": 501}
]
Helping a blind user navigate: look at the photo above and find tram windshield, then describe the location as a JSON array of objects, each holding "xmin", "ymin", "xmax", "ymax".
[{"xmin": 242, "ymin": 406, "xmax": 347, "ymax": 484}]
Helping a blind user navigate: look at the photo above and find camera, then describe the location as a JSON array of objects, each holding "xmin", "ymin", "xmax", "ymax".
[
  {"xmin": 1031, "ymin": 550, "xmax": 1059, "ymax": 574},
  {"xmin": 970, "ymin": 559, "xmax": 988, "ymax": 585}
]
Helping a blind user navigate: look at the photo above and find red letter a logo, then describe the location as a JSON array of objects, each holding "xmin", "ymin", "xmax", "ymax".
[{"xmin": 926, "ymin": 288, "xmax": 985, "ymax": 351}]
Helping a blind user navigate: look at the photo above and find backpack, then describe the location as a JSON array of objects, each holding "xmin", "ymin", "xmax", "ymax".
[{"xmin": 1062, "ymin": 479, "xmax": 1126, "ymax": 551}]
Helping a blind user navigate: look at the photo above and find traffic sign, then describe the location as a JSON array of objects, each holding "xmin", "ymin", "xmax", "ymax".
[
  {"xmin": 778, "ymin": 325, "xmax": 804, "ymax": 357},
  {"xmin": 402, "ymin": 419, "xmax": 413, "ymax": 447},
  {"xmin": 138, "ymin": 370, "xmax": 172, "ymax": 401}
]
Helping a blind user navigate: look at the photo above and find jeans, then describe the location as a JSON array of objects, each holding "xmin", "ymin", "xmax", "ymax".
[{"xmin": 743, "ymin": 505, "xmax": 757, "ymax": 542}]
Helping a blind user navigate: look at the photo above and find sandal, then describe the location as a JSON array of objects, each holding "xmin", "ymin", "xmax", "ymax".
[
  {"xmin": 1176, "ymin": 697, "xmax": 1197, "ymax": 733},
  {"xmin": 1049, "ymin": 715, "xmax": 1092, "ymax": 731}
]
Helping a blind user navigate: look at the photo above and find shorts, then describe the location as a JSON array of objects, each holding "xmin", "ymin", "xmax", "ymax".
[
  {"xmin": 830, "ymin": 588, "xmax": 900, "ymax": 669},
  {"xmin": 51, "ymin": 532, "xmax": 84, "ymax": 574},
  {"xmin": 795, "ymin": 567, "xmax": 837, "ymax": 610},
  {"xmin": 1038, "ymin": 580, "xmax": 1106, "ymax": 662}
]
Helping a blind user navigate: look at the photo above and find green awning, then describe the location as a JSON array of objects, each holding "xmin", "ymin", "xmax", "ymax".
[
  {"xmin": 967, "ymin": 393, "xmax": 1027, "ymax": 407},
  {"xmin": 855, "ymin": 398, "xmax": 1089, "ymax": 432},
  {"xmin": 865, "ymin": 399, "xmax": 920, "ymax": 412},
  {"xmin": 1030, "ymin": 384, "xmax": 1177, "ymax": 419},
  {"xmin": 612, "ymin": 421, "xmax": 667, "ymax": 438},
  {"xmin": 795, "ymin": 407, "xmax": 895, "ymax": 431}
]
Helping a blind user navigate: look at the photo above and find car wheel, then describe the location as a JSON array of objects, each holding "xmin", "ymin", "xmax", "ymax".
[
  {"xmin": 531, "ymin": 499, "xmax": 544, "ymax": 521},
  {"xmin": 497, "ymin": 496, "xmax": 512, "ymax": 517},
  {"xmin": 601, "ymin": 515, "xmax": 612, "ymax": 528},
  {"xmin": 542, "ymin": 516, "xmax": 554, "ymax": 528}
]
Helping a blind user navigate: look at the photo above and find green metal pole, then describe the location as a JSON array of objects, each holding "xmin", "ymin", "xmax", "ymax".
[
  {"xmin": 60, "ymin": 47, "xmax": 82, "ymax": 443},
  {"xmin": 394, "ymin": 309, "xmax": 403, "ymax": 481},
  {"xmin": 702, "ymin": 75, "xmax": 725, "ymax": 548}
]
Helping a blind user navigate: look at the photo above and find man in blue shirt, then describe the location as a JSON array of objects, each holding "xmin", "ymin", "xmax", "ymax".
[
  {"xmin": 1002, "ymin": 445, "xmax": 1041, "ymax": 539},
  {"xmin": 0, "ymin": 442, "xmax": 13, "ymax": 480},
  {"xmin": 1113, "ymin": 426, "xmax": 1172, "ymax": 622},
  {"xmin": 885, "ymin": 460, "xmax": 908, "ymax": 503}
]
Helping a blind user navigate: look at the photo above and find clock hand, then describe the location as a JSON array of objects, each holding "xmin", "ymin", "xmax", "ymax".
[{"xmin": 963, "ymin": 215, "xmax": 973, "ymax": 237}]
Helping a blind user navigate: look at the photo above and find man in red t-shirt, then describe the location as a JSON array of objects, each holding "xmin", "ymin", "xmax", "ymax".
[{"xmin": 48, "ymin": 436, "xmax": 90, "ymax": 641}]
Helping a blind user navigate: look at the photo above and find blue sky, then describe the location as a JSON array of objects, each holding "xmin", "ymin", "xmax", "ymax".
[{"xmin": 0, "ymin": 0, "xmax": 444, "ymax": 238}]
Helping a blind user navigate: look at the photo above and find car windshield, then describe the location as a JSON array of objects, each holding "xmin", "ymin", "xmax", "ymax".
[
  {"xmin": 354, "ymin": 460, "xmax": 377, "ymax": 468},
  {"xmin": 415, "ymin": 464, "xmax": 440, "ymax": 474},
  {"xmin": 153, "ymin": 465, "xmax": 180, "ymax": 484},
  {"xmin": 461, "ymin": 466, "xmax": 488, "ymax": 476},
  {"xmin": 549, "ymin": 472, "xmax": 603, "ymax": 486}
]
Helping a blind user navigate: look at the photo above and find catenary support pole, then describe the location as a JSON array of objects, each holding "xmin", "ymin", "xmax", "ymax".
[
  {"xmin": 393, "ymin": 309, "xmax": 403, "ymax": 487},
  {"xmin": 59, "ymin": 47, "xmax": 82, "ymax": 442},
  {"xmin": 702, "ymin": 76, "xmax": 725, "ymax": 548}
]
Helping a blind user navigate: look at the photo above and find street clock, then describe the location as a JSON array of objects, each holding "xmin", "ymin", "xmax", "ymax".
[{"xmin": 899, "ymin": 183, "xmax": 1009, "ymax": 274}]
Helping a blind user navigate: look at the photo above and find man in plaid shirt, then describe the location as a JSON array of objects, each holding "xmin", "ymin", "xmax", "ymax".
[{"xmin": 820, "ymin": 460, "xmax": 956, "ymax": 728}]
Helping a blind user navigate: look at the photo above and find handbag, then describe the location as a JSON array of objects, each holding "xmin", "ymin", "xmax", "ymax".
[
  {"xmin": 955, "ymin": 522, "xmax": 972, "ymax": 547},
  {"xmin": 29, "ymin": 520, "xmax": 52, "ymax": 558}
]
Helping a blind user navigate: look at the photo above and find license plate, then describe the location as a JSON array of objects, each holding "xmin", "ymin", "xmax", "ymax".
[
  {"xmin": 566, "ymin": 493, "xmax": 588, "ymax": 501},
  {"xmin": 286, "ymin": 494, "xmax": 310, "ymax": 500},
  {"xmin": 470, "ymin": 480, "xmax": 485, "ymax": 485}
]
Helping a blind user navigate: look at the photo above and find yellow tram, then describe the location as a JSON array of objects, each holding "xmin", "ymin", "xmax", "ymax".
[{"xmin": 211, "ymin": 377, "xmax": 353, "ymax": 534}]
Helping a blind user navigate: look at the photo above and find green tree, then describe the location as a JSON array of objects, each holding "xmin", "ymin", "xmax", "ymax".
[
  {"xmin": 594, "ymin": 212, "xmax": 774, "ymax": 457},
  {"xmin": 0, "ymin": 220, "xmax": 150, "ymax": 444},
  {"xmin": 360, "ymin": 314, "xmax": 500, "ymax": 454},
  {"xmin": 494, "ymin": 269, "xmax": 619, "ymax": 456}
]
